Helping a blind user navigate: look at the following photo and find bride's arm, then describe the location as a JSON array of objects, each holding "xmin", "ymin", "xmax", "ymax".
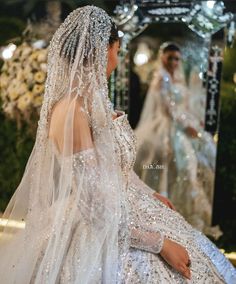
[
  {"xmin": 128, "ymin": 172, "xmax": 191, "ymax": 278},
  {"xmin": 130, "ymin": 226, "xmax": 191, "ymax": 279},
  {"xmin": 130, "ymin": 226, "xmax": 165, "ymax": 254},
  {"xmin": 127, "ymin": 170, "xmax": 173, "ymax": 254}
]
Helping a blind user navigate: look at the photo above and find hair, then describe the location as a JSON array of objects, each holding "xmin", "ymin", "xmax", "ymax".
[
  {"xmin": 59, "ymin": 19, "xmax": 119, "ymax": 64},
  {"xmin": 161, "ymin": 42, "xmax": 181, "ymax": 54},
  {"xmin": 109, "ymin": 21, "xmax": 119, "ymax": 46}
]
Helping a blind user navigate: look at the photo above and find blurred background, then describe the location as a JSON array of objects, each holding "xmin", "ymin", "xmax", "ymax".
[{"xmin": 0, "ymin": 0, "xmax": 235, "ymax": 263}]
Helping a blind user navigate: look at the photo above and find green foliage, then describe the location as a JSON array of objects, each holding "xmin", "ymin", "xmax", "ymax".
[
  {"xmin": 222, "ymin": 46, "xmax": 236, "ymax": 82},
  {"xmin": 214, "ymin": 90, "xmax": 236, "ymax": 251},
  {"xmin": 0, "ymin": 17, "xmax": 25, "ymax": 46},
  {"xmin": 212, "ymin": 45, "xmax": 236, "ymax": 251},
  {"xmin": 0, "ymin": 110, "xmax": 35, "ymax": 212},
  {"xmin": 5, "ymin": 0, "xmax": 76, "ymax": 15},
  {"xmin": 4, "ymin": 0, "xmax": 108, "ymax": 16}
]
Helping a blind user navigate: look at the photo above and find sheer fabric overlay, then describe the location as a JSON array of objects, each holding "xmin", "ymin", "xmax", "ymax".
[{"xmin": 0, "ymin": 6, "xmax": 130, "ymax": 284}]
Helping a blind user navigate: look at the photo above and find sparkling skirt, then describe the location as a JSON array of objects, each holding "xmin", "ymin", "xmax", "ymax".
[{"xmin": 120, "ymin": 171, "xmax": 236, "ymax": 284}]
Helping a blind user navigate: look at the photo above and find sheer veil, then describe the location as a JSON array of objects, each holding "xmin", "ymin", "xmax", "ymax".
[
  {"xmin": 136, "ymin": 41, "xmax": 186, "ymax": 127},
  {"xmin": 0, "ymin": 6, "xmax": 129, "ymax": 283}
]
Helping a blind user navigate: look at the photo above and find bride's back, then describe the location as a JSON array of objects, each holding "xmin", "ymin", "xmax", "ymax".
[{"xmin": 48, "ymin": 97, "xmax": 93, "ymax": 154}]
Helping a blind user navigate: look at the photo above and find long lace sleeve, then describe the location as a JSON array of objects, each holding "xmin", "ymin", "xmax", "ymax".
[
  {"xmin": 130, "ymin": 226, "xmax": 165, "ymax": 254},
  {"xmin": 128, "ymin": 170, "xmax": 165, "ymax": 254}
]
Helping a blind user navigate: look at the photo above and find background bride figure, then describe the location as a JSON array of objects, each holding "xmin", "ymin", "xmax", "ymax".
[
  {"xmin": 134, "ymin": 42, "xmax": 219, "ymax": 237},
  {"xmin": 0, "ymin": 7, "xmax": 235, "ymax": 284}
]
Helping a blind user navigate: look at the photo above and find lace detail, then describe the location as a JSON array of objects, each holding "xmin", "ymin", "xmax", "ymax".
[{"xmin": 130, "ymin": 227, "xmax": 164, "ymax": 254}]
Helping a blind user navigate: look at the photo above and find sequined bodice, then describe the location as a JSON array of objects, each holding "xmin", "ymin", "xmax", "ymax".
[
  {"xmin": 112, "ymin": 113, "xmax": 137, "ymax": 177},
  {"xmin": 170, "ymin": 84, "xmax": 185, "ymax": 104},
  {"xmin": 162, "ymin": 72, "xmax": 186, "ymax": 106}
]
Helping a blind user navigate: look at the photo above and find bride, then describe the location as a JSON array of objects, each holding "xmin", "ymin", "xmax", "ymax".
[
  {"xmin": 134, "ymin": 42, "xmax": 219, "ymax": 237},
  {"xmin": 0, "ymin": 6, "xmax": 235, "ymax": 284}
]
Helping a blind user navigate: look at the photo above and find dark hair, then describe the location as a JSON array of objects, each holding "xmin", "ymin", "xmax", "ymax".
[
  {"xmin": 162, "ymin": 43, "xmax": 181, "ymax": 53},
  {"xmin": 109, "ymin": 21, "xmax": 119, "ymax": 46}
]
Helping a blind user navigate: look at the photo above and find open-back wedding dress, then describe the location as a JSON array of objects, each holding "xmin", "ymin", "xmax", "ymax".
[{"xmin": 0, "ymin": 5, "xmax": 235, "ymax": 284}]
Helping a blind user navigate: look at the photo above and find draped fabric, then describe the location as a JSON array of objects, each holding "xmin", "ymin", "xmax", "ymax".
[{"xmin": 0, "ymin": 6, "xmax": 130, "ymax": 283}]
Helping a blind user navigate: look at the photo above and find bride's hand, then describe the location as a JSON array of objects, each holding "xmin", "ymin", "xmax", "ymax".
[
  {"xmin": 160, "ymin": 238, "xmax": 191, "ymax": 280},
  {"xmin": 153, "ymin": 192, "xmax": 176, "ymax": 210},
  {"xmin": 185, "ymin": 126, "xmax": 198, "ymax": 138}
]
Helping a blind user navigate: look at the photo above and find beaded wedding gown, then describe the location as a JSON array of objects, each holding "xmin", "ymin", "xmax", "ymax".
[
  {"xmin": 134, "ymin": 65, "xmax": 219, "ymax": 237},
  {"xmin": 110, "ymin": 111, "xmax": 236, "ymax": 284},
  {"xmin": 53, "ymin": 110, "xmax": 236, "ymax": 284},
  {"xmin": 0, "ymin": 6, "xmax": 235, "ymax": 284}
]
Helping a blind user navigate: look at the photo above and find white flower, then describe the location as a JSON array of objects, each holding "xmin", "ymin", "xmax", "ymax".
[
  {"xmin": 34, "ymin": 71, "xmax": 46, "ymax": 83},
  {"xmin": 0, "ymin": 42, "xmax": 48, "ymax": 120},
  {"xmin": 17, "ymin": 92, "xmax": 33, "ymax": 111}
]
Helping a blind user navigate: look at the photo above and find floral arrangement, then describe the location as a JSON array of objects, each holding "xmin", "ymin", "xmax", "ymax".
[{"xmin": 0, "ymin": 42, "xmax": 47, "ymax": 125}]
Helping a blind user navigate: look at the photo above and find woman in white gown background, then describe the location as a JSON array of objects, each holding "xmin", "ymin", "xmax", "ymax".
[
  {"xmin": 0, "ymin": 6, "xmax": 235, "ymax": 284},
  {"xmin": 134, "ymin": 42, "xmax": 220, "ymax": 237}
]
